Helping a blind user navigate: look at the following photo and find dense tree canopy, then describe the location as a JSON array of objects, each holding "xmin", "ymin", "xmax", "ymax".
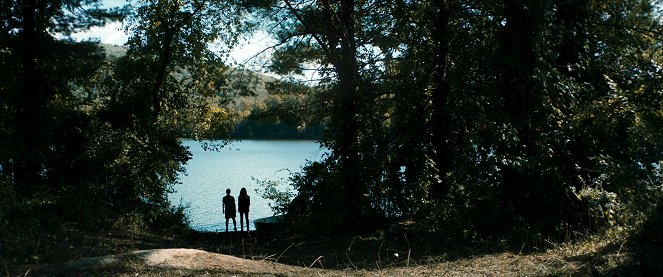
[
  {"xmin": 0, "ymin": 0, "xmax": 660, "ymax": 256},
  {"xmin": 253, "ymin": 0, "xmax": 663, "ymax": 238},
  {"xmin": 0, "ymin": 0, "xmax": 249, "ymax": 231}
]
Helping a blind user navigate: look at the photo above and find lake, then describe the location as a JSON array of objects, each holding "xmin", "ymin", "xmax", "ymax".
[{"xmin": 169, "ymin": 140, "xmax": 326, "ymax": 232}]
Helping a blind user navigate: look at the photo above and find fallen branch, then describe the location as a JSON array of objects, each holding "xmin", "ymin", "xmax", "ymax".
[
  {"xmin": 258, "ymin": 253, "xmax": 276, "ymax": 261},
  {"xmin": 309, "ymin": 255, "xmax": 324, "ymax": 268},
  {"xmin": 276, "ymin": 243, "xmax": 295, "ymax": 262},
  {"xmin": 376, "ymin": 239, "xmax": 385, "ymax": 269}
]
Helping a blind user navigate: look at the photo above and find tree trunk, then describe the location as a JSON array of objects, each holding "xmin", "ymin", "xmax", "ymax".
[
  {"xmin": 334, "ymin": 0, "xmax": 362, "ymax": 221},
  {"xmin": 497, "ymin": 0, "xmax": 545, "ymax": 219},
  {"xmin": 430, "ymin": 0, "xmax": 452, "ymax": 200},
  {"xmin": 150, "ymin": 4, "xmax": 180, "ymax": 126},
  {"xmin": 14, "ymin": 0, "xmax": 42, "ymax": 197}
]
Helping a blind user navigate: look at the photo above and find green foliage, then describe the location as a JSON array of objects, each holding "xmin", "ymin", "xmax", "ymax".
[
  {"xmin": 283, "ymin": 160, "xmax": 351, "ymax": 231},
  {"xmin": 0, "ymin": 0, "xmax": 130, "ymax": 230},
  {"xmin": 0, "ymin": 0, "xmax": 660, "ymax": 262},
  {"xmin": 253, "ymin": 177, "xmax": 294, "ymax": 216},
  {"xmin": 253, "ymin": 0, "xmax": 663, "ymax": 242},
  {"xmin": 0, "ymin": 176, "xmax": 17, "ymax": 224},
  {"xmin": 0, "ymin": 0, "xmax": 250, "ymax": 242}
]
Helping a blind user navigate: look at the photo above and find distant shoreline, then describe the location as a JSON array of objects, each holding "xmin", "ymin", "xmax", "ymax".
[{"xmin": 176, "ymin": 138, "xmax": 322, "ymax": 142}]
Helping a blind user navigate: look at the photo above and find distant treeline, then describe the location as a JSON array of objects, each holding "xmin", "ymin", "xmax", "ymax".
[{"xmin": 231, "ymin": 120, "xmax": 324, "ymax": 140}]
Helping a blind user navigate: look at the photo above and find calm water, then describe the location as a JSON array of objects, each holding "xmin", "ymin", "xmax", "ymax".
[{"xmin": 169, "ymin": 140, "xmax": 325, "ymax": 232}]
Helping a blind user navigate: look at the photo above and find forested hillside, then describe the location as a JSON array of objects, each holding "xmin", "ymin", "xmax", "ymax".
[
  {"xmin": 1, "ymin": 0, "xmax": 662, "ymax": 274},
  {"xmin": 100, "ymin": 43, "xmax": 325, "ymax": 139},
  {"xmin": 223, "ymin": 72, "xmax": 326, "ymax": 139}
]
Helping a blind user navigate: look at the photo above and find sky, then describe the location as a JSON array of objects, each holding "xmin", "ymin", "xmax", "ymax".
[
  {"xmin": 69, "ymin": 0, "xmax": 127, "ymax": 45},
  {"xmin": 68, "ymin": 0, "xmax": 276, "ymax": 69},
  {"xmin": 71, "ymin": 21, "xmax": 127, "ymax": 46},
  {"xmin": 70, "ymin": 21, "xmax": 323, "ymax": 81},
  {"xmin": 70, "ymin": 22, "xmax": 275, "ymax": 69}
]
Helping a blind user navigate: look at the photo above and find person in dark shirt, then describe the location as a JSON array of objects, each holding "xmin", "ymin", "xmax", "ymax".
[
  {"xmin": 238, "ymin": 187, "xmax": 250, "ymax": 232},
  {"xmin": 222, "ymin": 188, "xmax": 237, "ymax": 232}
]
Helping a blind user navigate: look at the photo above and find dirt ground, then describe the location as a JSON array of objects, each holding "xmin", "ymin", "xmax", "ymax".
[
  {"xmin": 6, "ymin": 226, "xmax": 648, "ymax": 277},
  {"xmin": 71, "ymin": 244, "xmax": 631, "ymax": 277},
  {"xmin": 62, "ymin": 247, "xmax": 575, "ymax": 276}
]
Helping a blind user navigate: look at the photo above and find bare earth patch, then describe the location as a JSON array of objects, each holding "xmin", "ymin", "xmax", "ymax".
[
  {"xmin": 66, "ymin": 246, "xmax": 602, "ymax": 276},
  {"xmin": 69, "ymin": 248, "xmax": 344, "ymax": 276}
]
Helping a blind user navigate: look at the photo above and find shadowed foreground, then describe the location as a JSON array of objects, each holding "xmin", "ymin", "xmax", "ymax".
[
  {"xmin": 6, "ymin": 227, "xmax": 655, "ymax": 276},
  {"xmin": 63, "ymin": 247, "xmax": 572, "ymax": 276}
]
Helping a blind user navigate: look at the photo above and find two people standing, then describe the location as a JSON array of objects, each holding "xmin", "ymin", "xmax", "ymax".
[{"xmin": 222, "ymin": 188, "xmax": 250, "ymax": 232}]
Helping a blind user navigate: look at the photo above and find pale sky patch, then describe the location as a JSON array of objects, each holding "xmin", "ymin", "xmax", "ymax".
[
  {"xmin": 70, "ymin": 22, "xmax": 274, "ymax": 68},
  {"xmin": 66, "ymin": 5, "xmax": 320, "ymax": 82},
  {"xmin": 70, "ymin": 21, "xmax": 128, "ymax": 46},
  {"xmin": 229, "ymin": 31, "xmax": 276, "ymax": 70}
]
